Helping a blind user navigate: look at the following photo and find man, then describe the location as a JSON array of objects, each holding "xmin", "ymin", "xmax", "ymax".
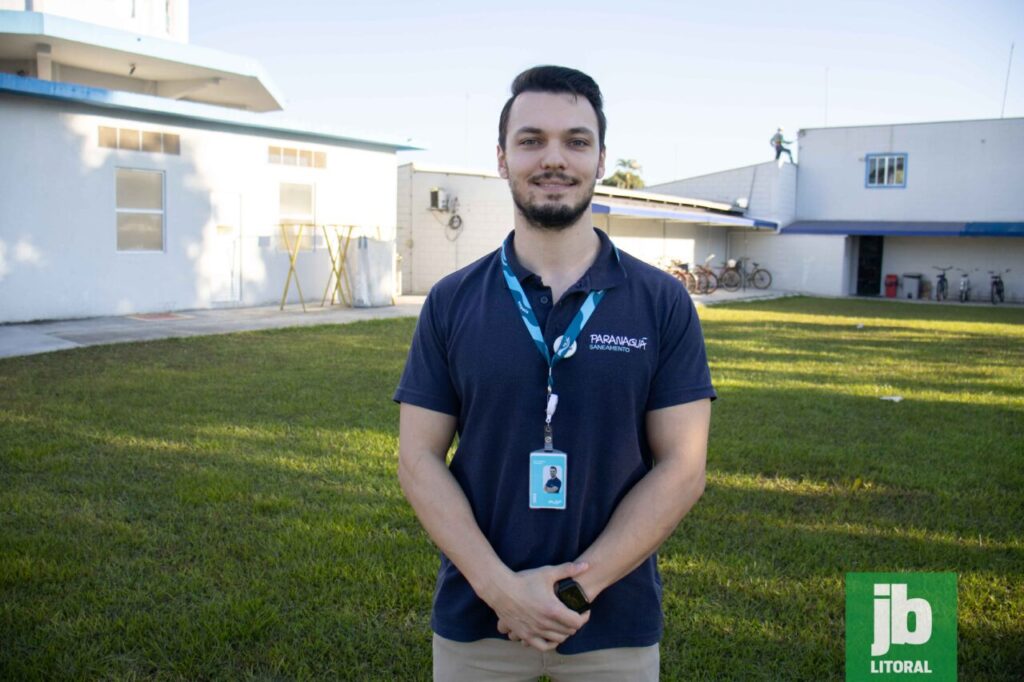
[
  {"xmin": 544, "ymin": 466, "xmax": 562, "ymax": 494},
  {"xmin": 770, "ymin": 127, "xmax": 794, "ymax": 163},
  {"xmin": 395, "ymin": 65, "xmax": 714, "ymax": 681}
]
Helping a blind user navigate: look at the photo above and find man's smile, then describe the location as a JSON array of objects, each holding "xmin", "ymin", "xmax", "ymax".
[{"xmin": 531, "ymin": 174, "xmax": 578, "ymax": 193}]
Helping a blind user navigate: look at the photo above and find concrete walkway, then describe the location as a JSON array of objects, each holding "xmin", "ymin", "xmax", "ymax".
[
  {"xmin": 0, "ymin": 297, "xmax": 427, "ymax": 360},
  {"xmin": 0, "ymin": 288, "xmax": 795, "ymax": 361},
  {"xmin": 692, "ymin": 288, "xmax": 794, "ymax": 306}
]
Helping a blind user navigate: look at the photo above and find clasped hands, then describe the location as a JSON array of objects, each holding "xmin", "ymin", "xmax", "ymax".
[{"xmin": 489, "ymin": 561, "xmax": 591, "ymax": 652}]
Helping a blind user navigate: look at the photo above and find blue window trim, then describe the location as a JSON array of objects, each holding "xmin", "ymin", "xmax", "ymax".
[{"xmin": 864, "ymin": 153, "xmax": 908, "ymax": 189}]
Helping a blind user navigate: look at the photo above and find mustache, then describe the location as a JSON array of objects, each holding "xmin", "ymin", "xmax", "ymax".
[{"xmin": 529, "ymin": 172, "xmax": 578, "ymax": 185}]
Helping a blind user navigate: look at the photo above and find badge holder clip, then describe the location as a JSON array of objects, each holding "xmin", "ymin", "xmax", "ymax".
[{"xmin": 544, "ymin": 393, "xmax": 558, "ymax": 452}]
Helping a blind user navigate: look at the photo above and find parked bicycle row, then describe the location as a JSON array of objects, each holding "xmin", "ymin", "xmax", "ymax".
[
  {"xmin": 662, "ymin": 255, "xmax": 772, "ymax": 295},
  {"xmin": 924, "ymin": 266, "xmax": 1011, "ymax": 304}
]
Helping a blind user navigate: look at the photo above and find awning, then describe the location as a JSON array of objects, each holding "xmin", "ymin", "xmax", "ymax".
[
  {"xmin": 0, "ymin": 10, "xmax": 286, "ymax": 112},
  {"xmin": 783, "ymin": 220, "xmax": 1024, "ymax": 237},
  {"xmin": 592, "ymin": 202, "xmax": 777, "ymax": 229},
  {"xmin": 963, "ymin": 222, "xmax": 1024, "ymax": 236}
]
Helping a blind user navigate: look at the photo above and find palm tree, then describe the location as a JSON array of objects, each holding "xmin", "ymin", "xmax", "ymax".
[{"xmin": 601, "ymin": 158, "xmax": 645, "ymax": 189}]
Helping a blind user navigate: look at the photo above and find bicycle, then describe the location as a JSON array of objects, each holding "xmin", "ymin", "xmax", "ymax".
[
  {"xmin": 665, "ymin": 260, "xmax": 697, "ymax": 292},
  {"xmin": 720, "ymin": 257, "xmax": 772, "ymax": 292},
  {"xmin": 958, "ymin": 270, "xmax": 972, "ymax": 303},
  {"xmin": 691, "ymin": 254, "xmax": 719, "ymax": 295},
  {"xmin": 989, "ymin": 268, "xmax": 1010, "ymax": 304},
  {"xmin": 932, "ymin": 266, "xmax": 952, "ymax": 301}
]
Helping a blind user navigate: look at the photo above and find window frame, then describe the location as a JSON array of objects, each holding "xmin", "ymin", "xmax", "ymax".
[
  {"xmin": 268, "ymin": 144, "xmax": 327, "ymax": 170},
  {"xmin": 278, "ymin": 182, "xmax": 316, "ymax": 252},
  {"xmin": 98, "ymin": 126, "xmax": 180, "ymax": 156},
  {"xmin": 864, "ymin": 153, "xmax": 908, "ymax": 189},
  {"xmin": 115, "ymin": 167, "xmax": 166, "ymax": 253}
]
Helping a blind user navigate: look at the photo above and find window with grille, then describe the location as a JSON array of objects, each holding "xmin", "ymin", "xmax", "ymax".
[
  {"xmin": 100, "ymin": 126, "xmax": 180, "ymax": 156},
  {"xmin": 865, "ymin": 153, "xmax": 907, "ymax": 188},
  {"xmin": 268, "ymin": 145, "xmax": 327, "ymax": 169},
  {"xmin": 278, "ymin": 183, "xmax": 316, "ymax": 251},
  {"xmin": 116, "ymin": 168, "xmax": 164, "ymax": 252}
]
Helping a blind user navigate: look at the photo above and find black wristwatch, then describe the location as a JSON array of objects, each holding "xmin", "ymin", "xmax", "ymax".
[{"xmin": 554, "ymin": 578, "xmax": 591, "ymax": 613}]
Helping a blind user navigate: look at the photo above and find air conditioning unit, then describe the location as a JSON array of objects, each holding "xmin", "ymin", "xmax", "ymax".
[{"xmin": 430, "ymin": 187, "xmax": 448, "ymax": 211}]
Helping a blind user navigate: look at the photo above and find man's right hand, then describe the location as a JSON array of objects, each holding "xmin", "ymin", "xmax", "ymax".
[{"xmin": 486, "ymin": 561, "xmax": 591, "ymax": 651}]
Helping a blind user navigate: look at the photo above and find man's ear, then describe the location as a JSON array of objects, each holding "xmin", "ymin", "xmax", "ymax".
[
  {"xmin": 597, "ymin": 147, "xmax": 606, "ymax": 180},
  {"xmin": 497, "ymin": 144, "xmax": 508, "ymax": 179}
]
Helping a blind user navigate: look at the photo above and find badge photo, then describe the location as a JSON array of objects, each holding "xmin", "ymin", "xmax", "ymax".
[{"xmin": 529, "ymin": 450, "xmax": 567, "ymax": 510}]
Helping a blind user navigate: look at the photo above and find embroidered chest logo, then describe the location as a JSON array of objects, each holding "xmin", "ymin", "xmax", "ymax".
[{"xmin": 588, "ymin": 332, "xmax": 649, "ymax": 353}]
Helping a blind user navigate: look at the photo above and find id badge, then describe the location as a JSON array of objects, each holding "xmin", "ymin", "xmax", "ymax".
[{"xmin": 529, "ymin": 450, "xmax": 567, "ymax": 510}]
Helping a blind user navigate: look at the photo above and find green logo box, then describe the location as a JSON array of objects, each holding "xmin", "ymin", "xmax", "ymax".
[{"xmin": 846, "ymin": 572, "xmax": 957, "ymax": 681}]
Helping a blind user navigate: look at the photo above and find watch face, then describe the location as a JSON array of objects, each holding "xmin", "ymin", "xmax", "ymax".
[{"xmin": 556, "ymin": 582, "xmax": 591, "ymax": 613}]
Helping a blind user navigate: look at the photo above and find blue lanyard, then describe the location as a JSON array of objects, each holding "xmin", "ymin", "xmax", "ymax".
[
  {"xmin": 499, "ymin": 242, "xmax": 605, "ymax": 388},
  {"xmin": 500, "ymin": 242, "xmax": 608, "ymax": 450}
]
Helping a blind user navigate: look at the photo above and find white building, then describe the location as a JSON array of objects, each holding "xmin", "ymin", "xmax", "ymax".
[
  {"xmin": 0, "ymin": 2, "xmax": 414, "ymax": 323},
  {"xmin": 650, "ymin": 118, "xmax": 1024, "ymax": 302},
  {"xmin": 397, "ymin": 163, "xmax": 777, "ymax": 295}
]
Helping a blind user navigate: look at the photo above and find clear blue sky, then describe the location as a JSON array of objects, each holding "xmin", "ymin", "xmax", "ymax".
[{"xmin": 191, "ymin": 0, "xmax": 1024, "ymax": 185}]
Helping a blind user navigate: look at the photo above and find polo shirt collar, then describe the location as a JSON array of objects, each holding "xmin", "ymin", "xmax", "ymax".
[{"xmin": 501, "ymin": 227, "xmax": 627, "ymax": 292}]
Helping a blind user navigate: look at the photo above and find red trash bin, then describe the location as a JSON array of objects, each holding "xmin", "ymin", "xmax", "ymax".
[{"xmin": 884, "ymin": 274, "xmax": 898, "ymax": 298}]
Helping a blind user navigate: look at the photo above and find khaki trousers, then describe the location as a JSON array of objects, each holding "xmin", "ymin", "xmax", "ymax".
[{"xmin": 432, "ymin": 634, "xmax": 659, "ymax": 682}]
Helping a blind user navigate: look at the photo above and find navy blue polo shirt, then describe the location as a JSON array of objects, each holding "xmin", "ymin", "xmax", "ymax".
[{"xmin": 394, "ymin": 227, "xmax": 715, "ymax": 654}]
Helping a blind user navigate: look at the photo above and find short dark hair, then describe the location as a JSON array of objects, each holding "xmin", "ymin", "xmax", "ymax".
[{"xmin": 498, "ymin": 65, "xmax": 606, "ymax": 151}]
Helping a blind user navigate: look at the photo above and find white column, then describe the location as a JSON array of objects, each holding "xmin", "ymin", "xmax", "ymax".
[{"xmin": 35, "ymin": 43, "xmax": 51, "ymax": 81}]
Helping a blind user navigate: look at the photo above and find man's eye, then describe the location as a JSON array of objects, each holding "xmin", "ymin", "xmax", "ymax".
[
  {"xmin": 569, "ymin": 139, "xmax": 589, "ymax": 148},
  {"xmin": 519, "ymin": 138, "xmax": 540, "ymax": 146}
]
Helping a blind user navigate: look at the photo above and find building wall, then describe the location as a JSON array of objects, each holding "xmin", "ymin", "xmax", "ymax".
[
  {"xmin": 725, "ymin": 232, "xmax": 850, "ymax": 296},
  {"xmin": 400, "ymin": 166, "xmax": 510, "ymax": 294},
  {"xmin": 648, "ymin": 161, "xmax": 796, "ymax": 227},
  {"xmin": 0, "ymin": 94, "xmax": 397, "ymax": 322},
  {"xmin": 797, "ymin": 118, "xmax": 1024, "ymax": 221},
  {"xmin": 647, "ymin": 163, "xmax": 853, "ymax": 295},
  {"xmin": 879, "ymin": 236, "xmax": 1024, "ymax": 303},
  {"xmin": 593, "ymin": 214, "xmax": 728, "ymax": 271},
  {"xmin": 0, "ymin": 0, "xmax": 190, "ymax": 42},
  {"xmin": 398, "ymin": 166, "xmax": 743, "ymax": 294},
  {"xmin": 772, "ymin": 163, "xmax": 798, "ymax": 226},
  {"xmin": 647, "ymin": 118, "xmax": 1024, "ymax": 298},
  {"xmin": 396, "ymin": 164, "xmax": 412, "ymax": 294}
]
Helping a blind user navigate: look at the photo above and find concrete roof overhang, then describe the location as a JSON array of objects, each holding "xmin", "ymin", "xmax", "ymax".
[
  {"xmin": 0, "ymin": 73, "xmax": 421, "ymax": 151},
  {"xmin": 0, "ymin": 10, "xmax": 285, "ymax": 111}
]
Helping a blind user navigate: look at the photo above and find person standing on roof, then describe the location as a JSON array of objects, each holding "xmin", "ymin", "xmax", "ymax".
[{"xmin": 770, "ymin": 127, "xmax": 794, "ymax": 163}]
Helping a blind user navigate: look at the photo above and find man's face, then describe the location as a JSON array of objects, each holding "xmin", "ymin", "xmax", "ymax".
[
  {"xmin": 550, "ymin": 467, "xmax": 558, "ymax": 477},
  {"xmin": 497, "ymin": 91, "xmax": 605, "ymax": 231}
]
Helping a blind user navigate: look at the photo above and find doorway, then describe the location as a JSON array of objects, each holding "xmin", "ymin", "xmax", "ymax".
[
  {"xmin": 856, "ymin": 236, "xmax": 884, "ymax": 296},
  {"xmin": 211, "ymin": 192, "xmax": 242, "ymax": 303}
]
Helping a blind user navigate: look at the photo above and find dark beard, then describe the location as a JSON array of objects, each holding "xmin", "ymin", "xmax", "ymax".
[{"xmin": 510, "ymin": 175, "xmax": 594, "ymax": 231}]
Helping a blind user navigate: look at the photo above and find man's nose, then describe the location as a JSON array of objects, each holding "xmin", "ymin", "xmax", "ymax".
[{"xmin": 540, "ymin": 145, "xmax": 568, "ymax": 170}]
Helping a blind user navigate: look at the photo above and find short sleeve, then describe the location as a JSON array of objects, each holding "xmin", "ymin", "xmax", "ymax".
[
  {"xmin": 393, "ymin": 290, "xmax": 460, "ymax": 415},
  {"xmin": 645, "ymin": 289, "xmax": 716, "ymax": 411}
]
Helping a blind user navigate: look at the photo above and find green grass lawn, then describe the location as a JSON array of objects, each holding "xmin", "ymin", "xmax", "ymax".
[{"xmin": 1, "ymin": 297, "xmax": 1022, "ymax": 680}]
